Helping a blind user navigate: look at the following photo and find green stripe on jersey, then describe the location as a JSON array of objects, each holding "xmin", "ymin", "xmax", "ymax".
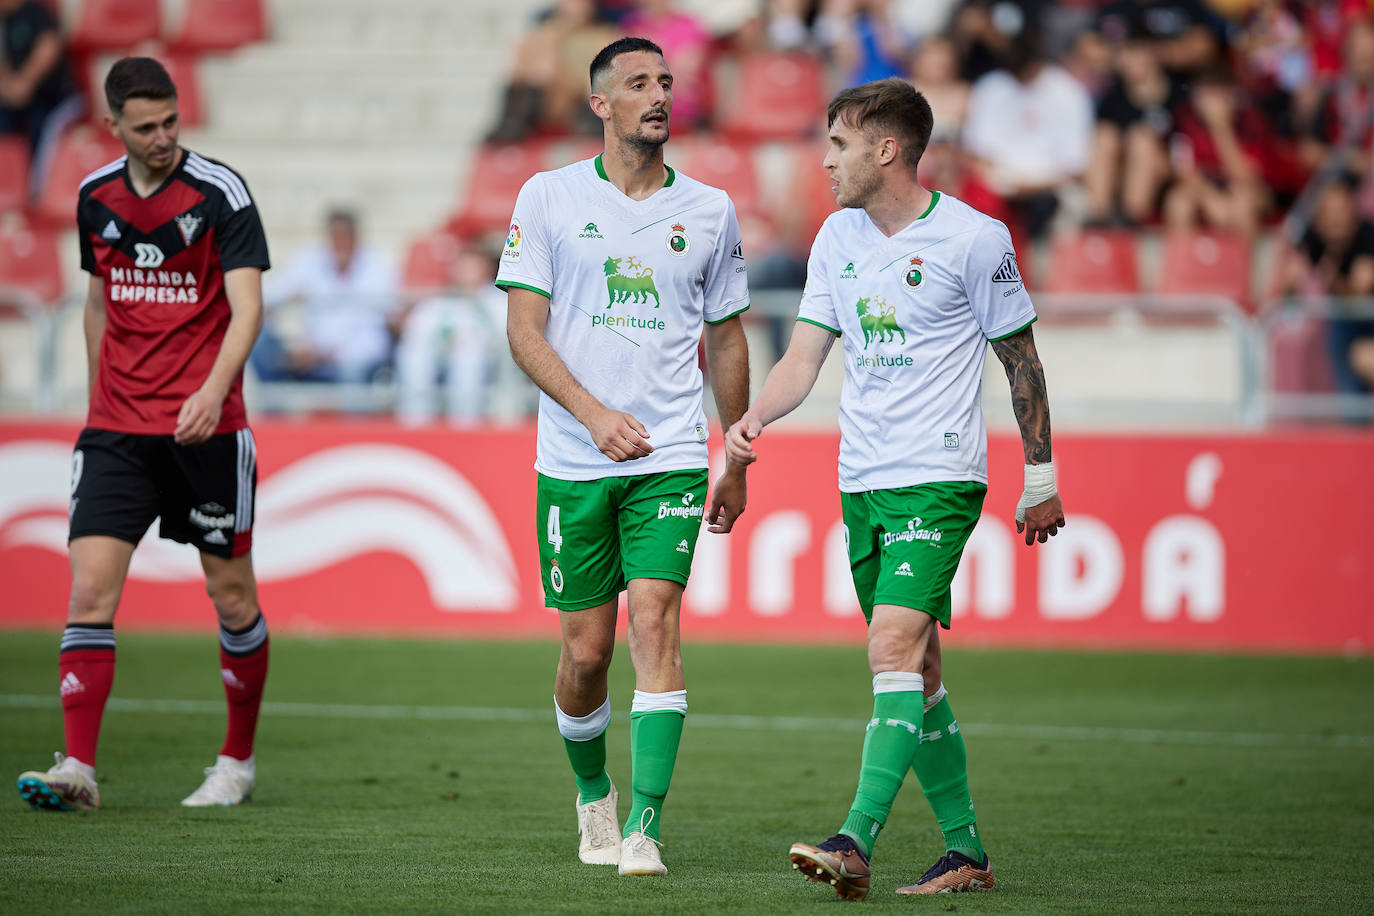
[{"xmin": 987, "ymin": 316, "xmax": 1037, "ymax": 342}]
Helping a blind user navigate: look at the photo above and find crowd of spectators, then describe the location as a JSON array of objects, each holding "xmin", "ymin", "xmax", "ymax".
[
  {"xmin": 475, "ymin": 0, "xmax": 1374, "ymax": 404},
  {"xmin": 6, "ymin": 0, "xmax": 1374, "ymax": 417}
]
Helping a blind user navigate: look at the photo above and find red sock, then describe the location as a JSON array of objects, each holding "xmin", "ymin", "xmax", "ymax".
[
  {"xmin": 60, "ymin": 648, "xmax": 115, "ymax": 767},
  {"xmin": 219, "ymin": 638, "xmax": 269, "ymax": 760}
]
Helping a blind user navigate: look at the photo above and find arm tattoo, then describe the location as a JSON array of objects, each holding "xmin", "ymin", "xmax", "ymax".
[{"xmin": 990, "ymin": 328, "xmax": 1052, "ymax": 464}]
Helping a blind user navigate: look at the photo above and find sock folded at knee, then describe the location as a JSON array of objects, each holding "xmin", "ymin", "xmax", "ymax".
[
  {"xmin": 913, "ymin": 684, "xmax": 985, "ymax": 859},
  {"xmin": 556, "ymin": 696, "xmax": 612, "ymax": 803},
  {"xmin": 59, "ymin": 624, "xmax": 116, "ymax": 768},
  {"xmin": 842, "ymin": 672, "xmax": 924, "ymax": 857},
  {"xmin": 219, "ymin": 613, "xmax": 269, "ymax": 761},
  {"xmin": 625, "ymin": 689, "xmax": 686, "ymax": 841}
]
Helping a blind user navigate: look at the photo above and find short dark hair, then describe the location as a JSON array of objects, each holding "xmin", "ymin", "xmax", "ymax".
[
  {"xmin": 105, "ymin": 57, "xmax": 177, "ymax": 118},
  {"xmin": 589, "ymin": 37, "xmax": 665, "ymax": 92},
  {"xmin": 827, "ymin": 78, "xmax": 934, "ymax": 173}
]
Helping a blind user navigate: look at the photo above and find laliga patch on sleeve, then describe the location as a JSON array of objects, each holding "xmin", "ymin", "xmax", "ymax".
[{"xmin": 501, "ymin": 220, "xmax": 522, "ymax": 263}]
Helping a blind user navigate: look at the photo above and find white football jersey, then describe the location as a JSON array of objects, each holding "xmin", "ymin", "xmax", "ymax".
[
  {"xmin": 797, "ymin": 191, "xmax": 1035, "ymax": 492},
  {"xmin": 497, "ymin": 156, "xmax": 749, "ymax": 481}
]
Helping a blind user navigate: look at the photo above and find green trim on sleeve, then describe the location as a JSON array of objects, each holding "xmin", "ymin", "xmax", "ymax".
[
  {"xmin": 496, "ymin": 280, "xmax": 552, "ymax": 299},
  {"xmin": 987, "ymin": 315, "xmax": 1037, "ymax": 342},
  {"xmin": 797, "ymin": 316, "xmax": 841, "ymax": 336},
  {"xmin": 705, "ymin": 303, "xmax": 749, "ymax": 325}
]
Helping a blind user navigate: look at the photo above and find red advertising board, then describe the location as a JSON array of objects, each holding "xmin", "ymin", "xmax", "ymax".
[{"xmin": 0, "ymin": 421, "xmax": 1370, "ymax": 653}]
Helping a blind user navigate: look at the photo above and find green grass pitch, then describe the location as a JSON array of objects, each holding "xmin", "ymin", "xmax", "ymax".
[{"xmin": 2, "ymin": 632, "xmax": 1372, "ymax": 914}]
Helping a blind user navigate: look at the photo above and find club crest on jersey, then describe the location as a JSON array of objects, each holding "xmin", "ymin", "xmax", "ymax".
[
  {"xmin": 667, "ymin": 223, "xmax": 689, "ymax": 257},
  {"xmin": 903, "ymin": 256, "xmax": 925, "ymax": 292},
  {"xmin": 175, "ymin": 212, "xmax": 203, "ymax": 246},
  {"xmin": 603, "ymin": 256, "xmax": 659, "ymax": 307},
  {"xmin": 501, "ymin": 220, "xmax": 522, "ymax": 263}
]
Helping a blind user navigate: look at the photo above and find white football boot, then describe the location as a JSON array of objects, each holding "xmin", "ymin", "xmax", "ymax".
[
  {"xmin": 17, "ymin": 753, "xmax": 100, "ymax": 811},
  {"xmin": 618, "ymin": 808, "xmax": 667, "ymax": 877},
  {"xmin": 576, "ymin": 781, "xmax": 621, "ymax": 865},
  {"xmin": 181, "ymin": 755, "xmax": 254, "ymax": 806}
]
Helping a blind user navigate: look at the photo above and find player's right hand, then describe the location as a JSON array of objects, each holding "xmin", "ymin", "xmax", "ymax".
[
  {"xmin": 724, "ymin": 414, "xmax": 762, "ymax": 465},
  {"xmin": 587, "ymin": 407, "xmax": 652, "ymax": 461}
]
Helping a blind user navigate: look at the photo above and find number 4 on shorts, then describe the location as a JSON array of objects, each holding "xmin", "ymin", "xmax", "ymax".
[{"xmin": 547, "ymin": 505, "xmax": 563, "ymax": 554}]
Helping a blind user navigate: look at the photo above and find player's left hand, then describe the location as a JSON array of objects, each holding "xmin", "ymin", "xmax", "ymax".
[
  {"xmin": 174, "ymin": 387, "xmax": 222, "ymax": 445},
  {"xmin": 707, "ymin": 463, "xmax": 747, "ymax": 534},
  {"xmin": 1017, "ymin": 494, "xmax": 1065, "ymax": 546}
]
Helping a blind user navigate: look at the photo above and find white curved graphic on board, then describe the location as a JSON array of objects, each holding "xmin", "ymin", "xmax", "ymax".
[{"xmin": 0, "ymin": 441, "xmax": 517, "ymax": 612}]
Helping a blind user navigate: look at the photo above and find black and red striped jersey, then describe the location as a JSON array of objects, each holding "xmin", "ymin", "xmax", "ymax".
[{"xmin": 77, "ymin": 148, "xmax": 270, "ymax": 435}]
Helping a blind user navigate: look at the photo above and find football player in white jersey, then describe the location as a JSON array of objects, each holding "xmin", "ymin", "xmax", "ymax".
[
  {"xmin": 725, "ymin": 78, "xmax": 1065, "ymax": 899},
  {"xmin": 498, "ymin": 38, "xmax": 751, "ymax": 878}
]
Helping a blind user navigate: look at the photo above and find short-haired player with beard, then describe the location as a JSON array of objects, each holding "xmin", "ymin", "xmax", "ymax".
[
  {"xmin": 16, "ymin": 57, "xmax": 270, "ymax": 813},
  {"xmin": 498, "ymin": 37, "xmax": 751, "ymax": 877},
  {"xmin": 726, "ymin": 78, "xmax": 1066, "ymax": 899}
]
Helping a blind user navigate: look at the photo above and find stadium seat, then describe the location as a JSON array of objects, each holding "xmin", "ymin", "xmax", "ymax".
[
  {"xmin": 1269, "ymin": 313, "xmax": 1336, "ymax": 394},
  {"xmin": 0, "ymin": 138, "xmax": 30, "ymax": 214},
  {"xmin": 448, "ymin": 141, "xmax": 551, "ymax": 240},
  {"xmin": 67, "ymin": 0, "xmax": 162, "ymax": 52},
  {"xmin": 32, "ymin": 126, "xmax": 125, "ymax": 228},
  {"xmin": 1154, "ymin": 230, "xmax": 1253, "ymax": 310},
  {"xmin": 1043, "ymin": 230, "xmax": 1141, "ymax": 294},
  {"xmin": 668, "ymin": 137, "xmax": 763, "ymax": 217},
  {"xmin": 402, "ymin": 231, "xmax": 463, "ymax": 291},
  {"xmin": 712, "ymin": 52, "xmax": 826, "ymax": 142},
  {"xmin": 0, "ymin": 218, "xmax": 64, "ymax": 305},
  {"xmin": 168, "ymin": 0, "xmax": 267, "ymax": 52},
  {"xmin": 775, "ymin": 139, "xmax": 837, "ymax": 248}
]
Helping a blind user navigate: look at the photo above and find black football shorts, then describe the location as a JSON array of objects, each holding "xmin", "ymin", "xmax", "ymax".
[{"xmin": 68, "ymin": 427, "xmax": 257, "ymax": 558}]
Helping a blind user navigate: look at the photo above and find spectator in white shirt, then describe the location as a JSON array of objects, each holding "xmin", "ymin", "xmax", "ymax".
[
  {"xmin": 251, "ymin": 208, "xmax": 400, "ymax": 384},
  {"xmin": 961, "ymin": 27, "xmax": 1093, "ymax": 238}
]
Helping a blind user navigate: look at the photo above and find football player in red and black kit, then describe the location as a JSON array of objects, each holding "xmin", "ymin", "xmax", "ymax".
[{"xmin": 18, "ymin": 58, "xmax": 271, "ymax": 811}]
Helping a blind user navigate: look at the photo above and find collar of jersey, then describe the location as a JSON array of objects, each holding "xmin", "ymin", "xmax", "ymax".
[{"xmin": 594, "ymin": 154, "xmax": 675, "ymax": 189}]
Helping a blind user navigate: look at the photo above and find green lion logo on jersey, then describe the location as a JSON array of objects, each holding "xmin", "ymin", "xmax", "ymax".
[
  {"xmin": 856, "ymin": 296, "xmax": 906, "ymax": 347},
  {"xmin": 604, "ymin": 256, "xmax": 661, "ymax": 308}
]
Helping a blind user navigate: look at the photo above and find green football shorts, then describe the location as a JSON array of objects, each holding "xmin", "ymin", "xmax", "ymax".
[
  {"xmin": 535, "ymin": 469, "xmax": 709, "ymax": 611},
  {"xmin": 841, "ymin": 481, "xmax": 987, "ymax": 628}
]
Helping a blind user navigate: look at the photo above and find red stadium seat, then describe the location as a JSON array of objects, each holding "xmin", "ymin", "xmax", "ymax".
[
  {"xmin": 0, "ymin": 138, "xmax": 30, "ymax": 214},
  {"xmin": 169, "ymin": 0, "xmax": 267, "ymax": 52},
  {"xmin": 32, "ymin": 126, "xmax": 126, "ymax": 228},
  {"xmin": 1269, "ymin": 314, "xmax": 1336, "ymax": 394},
  {"xmin": 1043, "ymin": 231, "xmax": 1140, "ymax": 294},
  {"xmin": 448, "ymin": 141, "xmax": 551, "ymax": 240},
  {"xmin": 68, "ymin": 0, "xmax": 162, "ymax": 52},
  {"xmin": 1154, "ymin": 230, "xmax": 1254, "ymax": 310},
  {"xmin": 774, "ymin": 139, "xmax": 836, "ymax": 249},
  {"xmin": 713, "ymin": 52, "xmax": 826, "ymax": 141},
  {"xmin": 669, "ymin": 137, "xmax": 763, "ymax": 216},
  {"xmin": 402, "ymin": 231, "xmax": 463, "ymax": 291},
  {"xmin": 0, "ymin": 218, "xmax": 64, "ymax": 305}
]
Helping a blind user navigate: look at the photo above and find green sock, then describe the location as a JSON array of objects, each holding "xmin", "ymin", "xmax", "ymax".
[
  {"xmin": 912, "ymin": 693, "xmax": 985, "ymax": 861},
  {"xmin": 624, "ymin": 709, "xmax": 684, "ymax": 841},
  {"xmin": 840, "ymin": 685, "xmax": 924, "ymax": 859},
  {"xmin": 563, "ymin": 732, "xmax": 611, "ymax": 804}
]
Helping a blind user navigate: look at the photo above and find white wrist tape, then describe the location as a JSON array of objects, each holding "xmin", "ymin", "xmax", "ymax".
[{"xmin": 1016, "ymin": 462, "xmax": 1057, "ymax": 524}]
